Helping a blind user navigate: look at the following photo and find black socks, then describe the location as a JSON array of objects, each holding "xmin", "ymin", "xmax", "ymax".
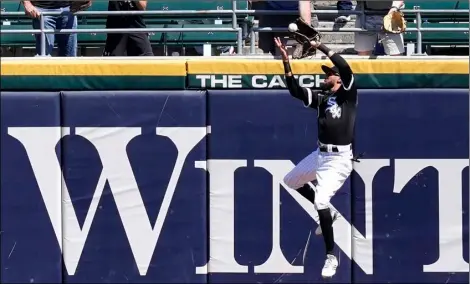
[
  {"xmin": 318, "ymin": 208, "xmax": 335, "ymax": 255},
  {"xmin": 296, "ymin": 184, "xmax": 315, "ymax": 205},
  {"xmin": 296, "ymin": 183, "xmax": 335, "ymax": 255}
]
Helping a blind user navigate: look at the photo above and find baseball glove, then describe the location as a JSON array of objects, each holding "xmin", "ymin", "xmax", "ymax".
[
  {"xmin": 289, "ymin": 17, "xmax": 321, "ymax": 59},
  {"xmin": 70, "ymin": 1, "xmax": 92, "ymax": 13},
  {"xmin": 383, "ymin": 10, "xmax": 406, "ymax": 34}
]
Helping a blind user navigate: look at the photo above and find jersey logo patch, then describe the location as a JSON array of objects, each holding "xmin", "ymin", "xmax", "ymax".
[{"xmin": 326, "ymin": 96, "xmax": 342, "ymax": 119}]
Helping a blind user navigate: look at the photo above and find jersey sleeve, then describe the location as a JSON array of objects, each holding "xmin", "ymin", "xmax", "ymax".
[{"xmin": 285, "ymin": 75, "xmax": 319, "ymax": 108}]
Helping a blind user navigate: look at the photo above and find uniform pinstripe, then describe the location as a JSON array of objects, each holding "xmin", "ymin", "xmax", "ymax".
[{"xmin": 283, "ymin": 148, "xmax": 353, "ymax": 210}]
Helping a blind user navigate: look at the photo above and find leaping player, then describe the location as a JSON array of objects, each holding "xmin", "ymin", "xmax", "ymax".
[{"xmin": 275, "ymin": 37, "xmax": 358, "ymax": 279}]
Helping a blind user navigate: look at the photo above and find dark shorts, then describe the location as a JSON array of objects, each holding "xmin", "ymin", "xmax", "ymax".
[
  {"xmin": 258, "ymin": 14, "xmax": 298, "ymax": 54},
  {"xmin": 254, "ymin": 2, "xmax": 298, "ymax": 54},
  {"xmin": 103, "ymin": 33, "xmax": 153, "ymax": 56}
]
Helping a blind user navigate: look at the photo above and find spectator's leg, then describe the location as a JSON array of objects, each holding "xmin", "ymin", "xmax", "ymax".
[
  {"xmin": 291, "ymin": 1, "xmax": 315, "ymax": 58},
  {"xmin": 380, "ymin": 33, "xmax": 405, "ymax": 56},
  {"xmin": 55, "ymin": 6, "xmax": 77, "ymax": 57},
  {"xmin": 32, "ymin": 8, "xmax": 55, "ymax": 56},
  {"xmin": 103, "ymin": 34, "xmax": 128, "ymax": 56},
  {"xmin": 336, "ymin": 1, "xmax": 352, "ymax": 23},
  {"xmin": 299, "ymin": 0, "xmax": 311, "ymax": 25},
  {"xmin": 127, "ymin": 33, "xmax": 154, "ymax": 56},
  {"xmin": 354, "ymin": 32, "xmax": 376, "ymax": 56},
  {"xmin": 374, "ymin": 39, "xmax": 386, "ymax": 56},
  {"xmin": 257, "ymin": 13, "xmax": 278, "ymax": 55},
  {"xmin": 354, "ymin": 15, "xmax": 376, "ymax": 56}
]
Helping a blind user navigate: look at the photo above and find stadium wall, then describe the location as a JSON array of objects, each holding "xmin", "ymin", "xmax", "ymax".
[{"xmin": 1, "ymin": 59, "xmax": 469, "ymax": 283}]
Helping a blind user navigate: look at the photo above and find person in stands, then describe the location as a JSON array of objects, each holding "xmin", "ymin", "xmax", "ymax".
[
  {"xmin": 103, "ymin": 0, "xmax": 154, "ymax": 56},
  {"xmin": 22, "ymin": 0, "xmax": 80, "ymax": 56},
  {"xmin": 251, "ymin": 0, "xmax": 313, "ymax": 57}
]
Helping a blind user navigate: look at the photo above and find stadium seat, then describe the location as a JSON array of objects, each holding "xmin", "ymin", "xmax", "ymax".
[
  {"xmin": 161, "ymin": 24, "xmax": 237, "ymax": 46},
  {"xmin": 0, "ymin": 1, "xmax": 21, "ymax": 13},
  {"xmin": 1, "ymin": 0, "xmax": 26, "ymax": 23},
  {"xmin": 81, "ymin": 1, "xmax": 250, "ymax": 25},
  {"xmin": 0, "ymin": 24, "xmax": 35, "ymax": 47},
  {"xmin": 404, "ymin": 22, "xmax": 469, "ymax": 45},
  {"xmin": 77, "ymin": 24, "xmax": 108, "ymax": 46},
  {"xmin": 404, "ymin": 1, "xmax": 469, "ymax": 22},
  {"xmin": 1, "ymin": 0, "xmax": 245, "ymax": 52},
  {"xmin": 77, "ymin": 23, "xmax": 236, "ymax": 48}
]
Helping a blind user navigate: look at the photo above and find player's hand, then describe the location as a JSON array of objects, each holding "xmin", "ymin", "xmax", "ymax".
[
  {"xmin": 310, "ymin": 40, "xmax": 321, "ymax": 48},
  {"xmin": 274, "ymin": 37, "xmax": 289, "ymax": 62}
]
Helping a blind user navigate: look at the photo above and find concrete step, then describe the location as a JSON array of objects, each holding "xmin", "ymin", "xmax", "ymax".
[
  {"xmin": 317, "ymin": 20, "xmax": 356, "ymax": 44},
  {"xmin": 314, "ymin": 4, "xmax": 355, "ymax": 22}
]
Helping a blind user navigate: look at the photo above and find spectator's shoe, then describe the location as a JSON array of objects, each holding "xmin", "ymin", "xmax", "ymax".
[
  {"xmin": 335, "ymin": 15, "xmax": 351, "ymax": 23},
  {"xmin": 321, "ymin": 254, "xmax": 338, "ymax": 278},
  {"xmin": 292, "ymin": 42, "xmax": 316, "ymax": 59},
  {"xmin": 315, "ymin": 210, "xmax": 340, "ymax": 236}
]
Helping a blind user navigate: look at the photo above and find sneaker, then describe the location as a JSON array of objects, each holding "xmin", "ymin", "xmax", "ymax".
[
  {"xmin": 335, "ymin": 15, "xmax": 351, "ymax": 23},
  {"xmin": 315, "ymin": 210, "xmax": 340, "ymax": 236},
  {"xmin": 321, "ymin": 254, "xmax": 338, "ymax": 278}
]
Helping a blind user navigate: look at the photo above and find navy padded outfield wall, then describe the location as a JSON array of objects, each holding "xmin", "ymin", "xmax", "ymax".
[{"xmin": 1, "ymin": 89, "xmax": 468, "ymax": 283}]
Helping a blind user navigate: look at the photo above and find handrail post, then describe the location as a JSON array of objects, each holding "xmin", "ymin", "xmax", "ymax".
[
  {"xmin": 416, "ymin": 7, "xmax": 422, "ymax": 54},
  {"xmin": 232, "ymin": 0, "xmax": 237, "ymax": 29},
  {"xmin": 39, "ymin": 14, "xmax": 46, "ymax": 56},
  {"xmin": 237, "ymin": 28, "xmax": 243, "ymax": 54},
  {"xmin": 232, "ymin": 0, "xmax": 242, "ymax": 54},
  {"xmin": 360, "ymin": 4, "xmax": 365, "ymax": 30},
  {"xmin": 250, "ymin": 29, "xmax": 255, "ymax": 55}
]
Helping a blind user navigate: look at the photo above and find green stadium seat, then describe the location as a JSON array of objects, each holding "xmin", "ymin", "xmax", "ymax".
[
  {"xmin": 1, "ymin": 0, "xmax": 28, "ymax": 22},
  {"xmin": 0, "ymin": 23, "xmax": 35, "ymax": 46},
  {"xmin": 404, "ymin": 1, "xmax": 469, "ymax": 22},
  {"xmin": 75, "ymin": 23, "xmax": 236, "ymax": 48},
  {"xmin": 404, "ymin": 22, "xmax": 469, "ymax": 45},
  {"xmin": 82, "ymin": 1, "xmax": 249, "ymax": 24},
  {"xmin": 85, "ymin": 1, "xmax": 248, "ymax": 12},
  {"xmin": 76, "ymin": 24, "xmax": 107, "ymax": 46},
  {"xmin": 1, "ymin": 0, "xmax": 21, "ymax": 13},
  {"xmin": 161, "ymin": 24, "xmax": 237, "ymax": 46},
  {"xmin": 1, "ymin": 1, "xmax": 250, "ymax": 48}
]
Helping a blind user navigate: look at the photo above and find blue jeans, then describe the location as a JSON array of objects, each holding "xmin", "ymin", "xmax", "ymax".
[
  {"xmin": 337, "ymin": 1, "xmax": 353, "ymax": 11},
  {"xmin": 32, "ymin": 6, "xmax": 77, "ymax": 56}
]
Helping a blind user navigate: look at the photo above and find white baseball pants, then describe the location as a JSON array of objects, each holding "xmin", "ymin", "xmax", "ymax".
[{"xmin": 283, "ymin": 147, "xmax": 353, "ymax": 210}]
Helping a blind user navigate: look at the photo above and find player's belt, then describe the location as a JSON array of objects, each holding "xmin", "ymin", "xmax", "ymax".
[{"xmin": 318, "ymin": 142, "xmax": 352, "ymax": 153}]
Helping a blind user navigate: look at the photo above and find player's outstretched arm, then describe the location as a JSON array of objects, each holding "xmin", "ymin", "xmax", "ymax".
[
  {"xmin": 274, "ymin": 37, "xmax": 319, "ymax": 108},
  {"xmin": 312, "ymin": 41, "xmax": 354, "ymax": 90}
]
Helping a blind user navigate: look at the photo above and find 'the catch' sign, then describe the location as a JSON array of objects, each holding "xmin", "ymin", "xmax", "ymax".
[{"xmin": 193, "ymin": 74, "xmax": 324, "ymax": 89}]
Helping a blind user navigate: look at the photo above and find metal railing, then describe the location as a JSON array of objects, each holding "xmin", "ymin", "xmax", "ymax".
[{"xmin": 0, "ymin": 0, "xmax": 468, "ymax": 56}]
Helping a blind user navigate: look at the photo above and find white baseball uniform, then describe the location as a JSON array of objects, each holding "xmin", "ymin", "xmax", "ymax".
[{"xmin": 283, "ymin": 143, "xmax": 353, "ymax": 210}]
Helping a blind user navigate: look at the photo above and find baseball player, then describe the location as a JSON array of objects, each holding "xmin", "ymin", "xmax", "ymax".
[{"xmin": 274, "ymin": 37, "xmax": 357, "ymax": 279}]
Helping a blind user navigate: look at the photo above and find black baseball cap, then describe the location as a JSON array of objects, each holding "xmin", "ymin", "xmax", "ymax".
[{"xmin": 321, "ymin": 65, "xmax": 340, "ymax": 76}]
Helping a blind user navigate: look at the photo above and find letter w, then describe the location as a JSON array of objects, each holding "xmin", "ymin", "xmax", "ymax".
[{"xmin": 8, "ymin": 126, "xmax": 207, "ymax": 276}]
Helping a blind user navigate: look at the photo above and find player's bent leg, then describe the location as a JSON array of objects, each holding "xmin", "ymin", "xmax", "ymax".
[
  {"xmin": 283, "ymin": 150, "xmax": 319, "ymax": 204},
  {"xmin": 283, "ymin": 149, "xmax": 319, "ymax": 190},
  {"xmin": 296, "ymin": 184, "xmax": 316, "ymax": 205}
]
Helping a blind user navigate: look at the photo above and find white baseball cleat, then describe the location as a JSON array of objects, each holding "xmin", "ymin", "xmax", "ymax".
[
  {"xmin": 315, "ymin": 210, "xmax": 340, "ymax": 236},
  {"xmin": 321, "ymin": 254, "xmax": 338, "ymax": 278}
]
